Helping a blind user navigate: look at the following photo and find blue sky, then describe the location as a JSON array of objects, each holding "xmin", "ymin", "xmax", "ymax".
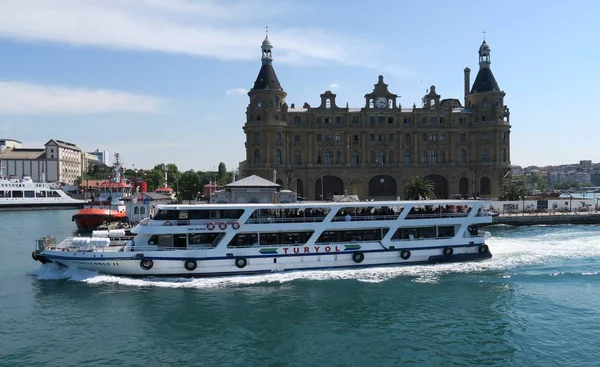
[{"xmin": 0, "ymin": 0, "xmax": 598, "ymax": 171}]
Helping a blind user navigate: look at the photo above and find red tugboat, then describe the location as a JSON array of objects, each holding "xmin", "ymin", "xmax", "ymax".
[{"xmin": 72, "ymin": 153, "xmax": 131, "ymax": 231}]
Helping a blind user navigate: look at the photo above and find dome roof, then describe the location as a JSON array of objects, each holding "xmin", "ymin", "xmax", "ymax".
[{"xmin": 262, "ymin": 36, "xmax": 272, "ymax": 48}]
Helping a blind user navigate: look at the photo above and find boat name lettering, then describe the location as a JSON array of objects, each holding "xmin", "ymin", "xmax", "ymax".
[
  {"xmin": 282, "ymin": 245, "xmax": 340, "ymax": 254},
  {"xmin": 187, "ymin": 227, "xmax": 205, "ymax": 231}
]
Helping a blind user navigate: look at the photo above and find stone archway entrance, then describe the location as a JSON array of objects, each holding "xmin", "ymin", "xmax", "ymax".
[
  {"xmin": 315, "ymin": 175, "xmax": 344, "ymax": 200},
  {"xmin": 480, "ymin": 177, "xmax": 491, "ymax": 196},
  {"xmin": 424, "ymin": 174, "xmax": 449, "ymax": 199},
  {"xmin": 368, "ymin": 175, "xmax": 397, "ymax": 198}
]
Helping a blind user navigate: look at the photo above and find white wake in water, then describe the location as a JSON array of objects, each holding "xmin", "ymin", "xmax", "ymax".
[{"xmin": 29, "ymin": 227, "xmax": 600, "ymax": 288}]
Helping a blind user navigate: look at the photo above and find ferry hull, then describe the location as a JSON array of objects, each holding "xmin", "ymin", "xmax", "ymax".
[{"xmin": 38, "ymin": 245, "xmax": 492, "ymax": 278}]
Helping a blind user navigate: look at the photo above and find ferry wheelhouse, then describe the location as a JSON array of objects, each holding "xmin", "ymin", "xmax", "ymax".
[{"xmin": 33, "ymin": 200, "xmax": 493, "ymax": 277}]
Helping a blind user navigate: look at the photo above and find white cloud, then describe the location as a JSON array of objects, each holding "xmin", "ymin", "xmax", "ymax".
[
  {"xmin": 226, "ymin": 88, "xmax": 248, "ymax": 95},
  {"xmin": 0, "ymin": 81, "xmax": 162, "ymax": 115},
  {"xmin": 329, "ymin": 83, "xmax": 340, "ymax": 89},
  {"xmin": 0, "ymin": 0, "xmax": 418, "ymax": 77}
]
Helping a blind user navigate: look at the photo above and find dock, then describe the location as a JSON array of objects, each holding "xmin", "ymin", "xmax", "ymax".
[{"xmin": 489, "ymin": 212, "xmax": 600, "ymax": 226}]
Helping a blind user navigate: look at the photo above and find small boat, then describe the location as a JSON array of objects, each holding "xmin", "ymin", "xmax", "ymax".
[
  {"xmin": 34, "ymin": 199, "xmax": 494, "ymax": 277},
  {"xmin": 72, "ymin": 207, "xmax": 127, "ymax": 231},
  {"xmin": 0, "ymin": 175, "xmax": 86, "ymax": 211},
  {"xmin": 72, "ymin": 153, "xmax": 132, "ymax": 231}
]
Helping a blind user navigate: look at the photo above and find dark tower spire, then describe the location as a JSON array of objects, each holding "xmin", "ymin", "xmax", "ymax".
[
  {"xmin": 252, "ymin": 33, "xmax": 283, "ymax": 91},
  {"xmin": 470, "ymin": 40, "xmax": 500, "ymax": 93}
]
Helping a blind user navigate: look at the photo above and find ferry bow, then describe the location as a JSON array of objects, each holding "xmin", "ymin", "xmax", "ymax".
[{"xmin": 33, "ymin": 200, "xmax": 493, "ymax": 277}]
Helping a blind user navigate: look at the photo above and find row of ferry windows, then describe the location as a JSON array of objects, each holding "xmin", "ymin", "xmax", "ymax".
[
  {"xmin": 0, "ymin": 190, "xmax": 61, "ymax": 198},
  {"xmin": 254, "ymin": 148, "xmax": 508, "ymax": 165},
  {"xmin": 259, "ymin": 132, "xmax": 504, "ymax": 144},
  {"xmin": 146, "ymin": 226, "xmax": 457, "ymax": 248}
]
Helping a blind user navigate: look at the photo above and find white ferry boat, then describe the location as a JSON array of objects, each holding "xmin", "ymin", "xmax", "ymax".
[
  {"xmin": 1, "ymin": 176, "xmax": 86, "ymax": 210},
  {"xmin": 32, "ymin": 200, "xmax": 493, "ymax": 277}
]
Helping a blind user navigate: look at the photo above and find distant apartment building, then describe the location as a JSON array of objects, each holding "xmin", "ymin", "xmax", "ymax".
[
  {"xmin": 0, "ymin": 139, "xmax": 83, "ymax": 184},
  {"xmin": 89, "ymin": 149, "xmax": 110, "ymax": 166}
]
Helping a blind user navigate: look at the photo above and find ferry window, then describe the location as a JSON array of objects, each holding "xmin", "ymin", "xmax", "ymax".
[
  {"xmin": 437, "ymin": 226, "xmax": 455, "ymax": 238},
  {"xmin": 228, "ymin": 233, "xmax": 258, "ymax": 247},
  {"xmin": 189, "ymin": 233, "xmax": 221, "ymax": 246},
  {"xmin": 51, "ymin": 191, "xmax": 61, "ymax": 197},
  {"xmin": 148, "ymin": 234, "xmax": 172, "ymax": 247},
  {"xmin": 209, "ymin": 210, "xmax": 220, "ymax": 219},
  {"xmin": 12, "ymin": 191, "xmax": 23, "ymax": 198},
  {"xmin": 153, "ymin": 210, "xmax": 178, "ymax": 221},
  {"xmin": 179, "ymin": 210, "xmax": 188, "ymax": 219},
  {"xmin": 259, "ymin": 231, "xmax": 314, "ymax": 246},
  {"xmin": 36, "ymin": 191, "xmax": 46, "ymax": 198},
  {"xmin": 0, "ymin": 191, "xmax": 5, "ymax": 198},
  {"xmin": 25, "ymin": 191, "xmax": 35, "ymax": 198},
  {"xmin": 316, "ymin": 229, "xmax": 389, "ymax": 243}
]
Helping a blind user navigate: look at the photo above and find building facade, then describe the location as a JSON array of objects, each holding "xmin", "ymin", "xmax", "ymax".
[
  {"xmin": 0, "ymin": 139, "xmax": 83, "ymax": 184},
  {"xmin": 241, "ymin": 37, "xmax": 511, "ymax": 200},
  {"xmin": 90, "ymin": 149, "xmax": 110, "ymax": 166}
]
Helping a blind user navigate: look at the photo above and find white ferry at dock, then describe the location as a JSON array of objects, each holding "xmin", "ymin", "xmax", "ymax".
[{"xmin": 33, "ymin": 199, "xmax": 493, "ymax": 277}]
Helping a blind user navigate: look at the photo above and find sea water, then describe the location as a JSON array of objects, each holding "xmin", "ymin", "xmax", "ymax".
[{"xmin": 1, "ymin": 210, "xmax": 599, "ymax": 367}]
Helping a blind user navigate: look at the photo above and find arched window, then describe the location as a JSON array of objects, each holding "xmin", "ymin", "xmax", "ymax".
[
  {"xmin": 294, "ymin": 150, "xmax": 301, "ymax": 164},
  {"xmin": 140, "ymin": 206, "xmax": 146, "ymax": 215},
  {"xmin": 481, "ymin": 148, "xmax": 490, "ymax": 163},
  {"xmin": 403, "ymin": 150, "xmax": 411, "ymax": 165},
  {"xmin": 388, "ymin": 150, "xmax": 394, "ymax": 164},
  {"xmin": 352, "ymin": 150, "xmax": 360, "ymax": 165},
  {"xmin": 421, "ymin": 150, "xmax": 428, "ymax": 163},
  {"xmin": 440, "ymin": 150, "xmax": 446, "ymax": 163},
  {"xmin": 335, "ymin": 150, "xmax": 342, "ymax": 164},
  {"xmin": 275, "ymin": 149, "xmax": 282, "ymax": 165},
  {"xmin": 325, "ymin": 99, "xmax": 331, "ymax": 108},
  {"xmin": 253, "ymin": 149, "xmax": 261, "ymax": 164},
  {"xmin": 370, "ymin": 150, "xmax": 376, "ymax": 163},
  {"xmin": 378, "ymin": 150, "xmax": 385, "ymax": 164},
  {"xmin": 460, "ymin": 149, "xmax": 467, "ymax": 163},
  {"xmin": 134, "ymin": 207, "xmax": 139, "ymax": 214},
  {"xmin": 502, "ymin": 148, "xmax": 507, "ymax": 163},
  {"xmin": 316, "ymin": 150, "xmax": 322, "ymax": 164},
  {"xmin": 369, "ymin": 99, "xmax": 374, "ymax": 108},
  {"xmin": 325, "ymin": 150, "xmax": 333, "ymax": 165},
  {"xmin": 430, "ymin": 150, "xmax": 437, "ymax": 164}
]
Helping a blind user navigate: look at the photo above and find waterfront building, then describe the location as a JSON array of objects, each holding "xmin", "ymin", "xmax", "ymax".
[
  {"xmin": 0, "ymin": 139, "xmax": 82, "ymax": 184},
  {"xmin": 210, "ymin": 175, "xmax": 297, "ymax": 204},
  {"xmin": 240, "ymin": 36, "xmax": 511, "ymax": 200}
]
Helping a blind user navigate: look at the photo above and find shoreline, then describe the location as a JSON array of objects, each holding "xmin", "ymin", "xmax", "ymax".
[{"xmin": 488, "ymin": 212, "xmax": 600, "ymax": 226}]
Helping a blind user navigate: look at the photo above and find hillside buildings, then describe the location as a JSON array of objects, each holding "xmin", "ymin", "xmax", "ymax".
[{"xmin": 240, "ymin": 36, "xmax": 511, "ymax": 199}]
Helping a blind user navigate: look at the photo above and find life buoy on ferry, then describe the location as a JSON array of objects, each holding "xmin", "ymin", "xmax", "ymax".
[
  {"xmin": 443, "ymin": 247, "xmax": 453, "ymax": 256},
  {"xmin": 184, "ymin": 259, "xmax": 197, "ymax": 271},
  {"xmin": 140, "ymin": 258, "xmax": 154, "ymax": 270},
  {"xmin": 231, "ymin": 221, "xmax": 240, "ymax": 230},
  {"xmin": 235, "ymin": 257, "xmax": 247, "ymax": 269},
  {"xmin": 400, "ymin": 250, "xmax": 411, "ymax": 260},
  {"xmin": 478, "ymin": 244, "xmax": 489, "ymax": 254},
  {"xmin": 206, "ymin": 222, "xmax": 216, "ymax": 231},
  {"xmin": 219, "ymin": 222, "xmax": 228, "ymax": 230},
  {"xmin": 352, "ymin": 252, "xmax": 365, "ymax": 263}
]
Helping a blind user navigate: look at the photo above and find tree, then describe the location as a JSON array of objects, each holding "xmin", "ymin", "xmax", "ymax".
[
  {"xmin": 179, "ymin": 170, "xmax": 201, "ymax": 202},
  {"xmin": 499, "ymin": 181, "xmax": 527, "ymax": 201},
  {"xmin": 217, "ymin": 162, "xmax": 226, "ymax": 179},
  {"xmin": 402, "ymin": 176, "xmax": 436, "ymax": 200}
]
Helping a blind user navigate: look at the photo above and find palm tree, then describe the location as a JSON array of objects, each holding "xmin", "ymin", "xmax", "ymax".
[
  {"xmin": 498, "ymin": 181, "xmax": 527, "ymax": 201},
  {"xmin": 403, "ymin": 176, "xmax": 436, "ymax": 200}
]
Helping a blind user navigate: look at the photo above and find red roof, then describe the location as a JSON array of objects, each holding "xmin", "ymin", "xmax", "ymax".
[{"xmin": 155, "ymin": 187, "xmax": 174, "ymax": 192}]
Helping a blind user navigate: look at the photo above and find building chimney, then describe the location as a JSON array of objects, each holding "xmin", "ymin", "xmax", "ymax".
[{"xmin": 463, "ymin": 67, "xmax": 471, "ymax": 106}]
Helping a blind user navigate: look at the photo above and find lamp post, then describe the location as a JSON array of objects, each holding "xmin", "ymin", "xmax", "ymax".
[
  {"xmin": 522, "ymin": 194, "xmax": 525, "ymax": 214},
  {"xmin": 569, "ymin": 194, "xmax": 573, "ymax": 213}
]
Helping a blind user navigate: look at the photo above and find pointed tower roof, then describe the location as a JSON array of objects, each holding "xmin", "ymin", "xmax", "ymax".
[
  {"xmin": 470, "ymin": 40, "xmax": 500, "ymax": 93},
  {"xmin": 252, "ymin": 34, "xmax": 283, "ymax": 91}
]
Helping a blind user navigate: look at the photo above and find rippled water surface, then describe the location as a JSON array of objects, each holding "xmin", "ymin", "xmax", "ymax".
[{"xmin": 1, "ymin": 210, "xmax": 599, "ymax": 366}]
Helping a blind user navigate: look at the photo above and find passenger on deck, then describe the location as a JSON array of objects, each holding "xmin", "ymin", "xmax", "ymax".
[{"xmin": 345, "ymin": 213, "xmax": 352, "ymax": 221}]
